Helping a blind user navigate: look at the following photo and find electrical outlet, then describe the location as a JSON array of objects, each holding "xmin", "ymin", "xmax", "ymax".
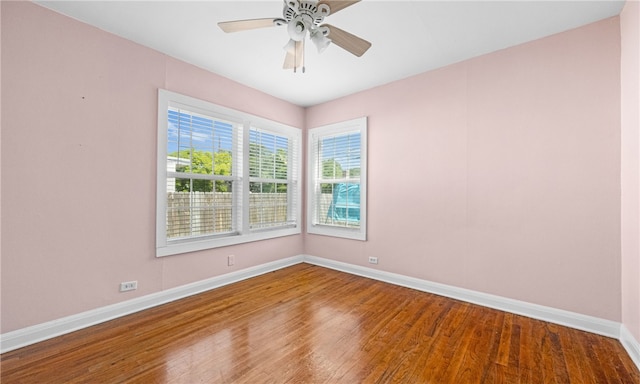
[
  {"xmin": 119, "ymin": 281, "xmax": 138, "ymax": 292},
  {"xmin": 228, "ymin": 255, "xmax": 235, "ymax": 266},
  {"xmin": 368, "ymin": 256, "xmax": 378, "ymax": 264}
]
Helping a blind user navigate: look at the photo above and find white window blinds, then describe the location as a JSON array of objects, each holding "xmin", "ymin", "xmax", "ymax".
[
  {"xmin": 249, "ymin": 127, "xmax": 299, "ymax": 230},
  {"xmin": 166, "ymin": 107, "xmax": 242, "ymax": 240}
]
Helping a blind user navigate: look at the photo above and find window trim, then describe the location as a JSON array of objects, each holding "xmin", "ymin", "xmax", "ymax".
[
  {"xmin": 157, "ymin": 89, "xmax": 301, "ymax": 257},
  {"xmin": 306, "ymin": 117, "xmax": 368, "ymax": 241}
]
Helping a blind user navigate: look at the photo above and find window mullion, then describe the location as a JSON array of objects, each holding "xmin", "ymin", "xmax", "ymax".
[
  {"xmin": 167, "ymin": 172, "xmax": 234, "ymax": 181},
  {"xmin": 251, "ymin": 177, "xmax": 288, "ymax": 184},
  {"xmin": 241, "ymin": 121, "xmax": 251, "ymax": 235}
]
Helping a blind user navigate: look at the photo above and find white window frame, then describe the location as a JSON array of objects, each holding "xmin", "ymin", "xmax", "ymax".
[
  {"xmin": 307, "ymin": 117, "xmax": 367, "ymax": 240},
  {"xmin": 157, "ymin": 89, "xmax": 301, "ymax": 257}
]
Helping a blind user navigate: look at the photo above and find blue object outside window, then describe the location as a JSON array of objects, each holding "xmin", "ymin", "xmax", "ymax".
[{"xmin": 328, "ymin": 183, "xmax": 360, "ymax": 223}]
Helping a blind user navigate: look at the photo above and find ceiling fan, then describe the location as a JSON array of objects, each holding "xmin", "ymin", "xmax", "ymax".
[{"xmin": 218, "ymin": 0, "xmax": 371, "ymax": 73}]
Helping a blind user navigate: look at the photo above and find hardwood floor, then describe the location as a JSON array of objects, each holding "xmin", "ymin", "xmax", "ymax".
[{"xmin": 2, "ymin": 263, "xmax": 639, "ymax": 383}]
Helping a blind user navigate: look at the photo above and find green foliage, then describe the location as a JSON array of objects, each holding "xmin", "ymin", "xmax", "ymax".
[
  {"xmin": 170, "ymin": 149, "xmax": 232, "ymax": 192},
  {"xmin": 213, "ymin": 151, "xmax": 232, "ymax": 192},
  {"xmin": 249, "ymin": 144, "xmax": 288, "ymax": 193},
  {"xmin": 171, "ymin": 145, "xmax": 290, "ymax": 194},
  {"xmin": 320, "ymin": 160, "xmax": 360, "ymax": 193},
  {"xmin": 322, "ymin": 159, "xmax": 343, "ymax": 179},
  {"xmin": 320, "ymin": 159, "xmax": 341, "ymax": 193}
]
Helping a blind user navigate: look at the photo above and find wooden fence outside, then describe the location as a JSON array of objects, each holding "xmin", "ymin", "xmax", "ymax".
[{"xmin": 166, "ymin": 192, "xmax": 290, "ymax": 238}]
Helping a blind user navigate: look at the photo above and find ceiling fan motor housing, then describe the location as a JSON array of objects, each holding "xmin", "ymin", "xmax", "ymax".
[{"xmin": 284, "ymin": 0, "xmax": 330, "ymax": 41}]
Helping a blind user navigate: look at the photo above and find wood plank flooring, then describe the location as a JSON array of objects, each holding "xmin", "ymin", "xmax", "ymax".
[{"xmin": 2, "ymin": 263, "xmax": 639, "ymax": 383}]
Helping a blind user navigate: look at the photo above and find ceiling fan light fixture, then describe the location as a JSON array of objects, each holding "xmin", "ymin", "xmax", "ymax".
[
  {"xmin": 287, "ymin": 16, "xmax": 307, "ymax": 41},
  {"xmin": 311, "ymin": 29, "xmax": 330, "ymax": 53}
]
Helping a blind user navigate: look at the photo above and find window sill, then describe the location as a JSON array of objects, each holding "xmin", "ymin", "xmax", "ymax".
[
  {"xmin": 307, "ymin": 224, "xmax": 366, "ymax": 241},
  {"xmin": 156, "ymin": 227, "xmax": 301, "ymax": 257}
]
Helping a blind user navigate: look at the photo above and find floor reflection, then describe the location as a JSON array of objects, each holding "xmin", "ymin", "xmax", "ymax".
[{"xmin": 162, "ymin": 283, "xmax": 363, "ymax": 382}]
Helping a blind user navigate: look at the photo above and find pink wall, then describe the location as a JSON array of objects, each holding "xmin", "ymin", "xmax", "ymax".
[
  {"xmin": 306, "ymin": 17, "xmax": 622, "ymax": 321},
  {"xmin": 0, "ymin": 1, "xmax": 629, "ymax": 335},
  {"xmin": 621, "ymin": 0, "xmax": 640, "ymax": 342},
  {"xmin": 0, "ymin": 2, "xmax": 305, "ymax": 333}
]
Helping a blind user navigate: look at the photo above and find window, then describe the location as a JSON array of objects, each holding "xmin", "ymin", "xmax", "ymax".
[
  {"xmin": 249, "ymin": 128, "xmax": 298, "ymax": 230},
  {"xmin": 157, "ymin": 89, "xmax": 301, "ymax": 256},
  {"xmin": 307, "ymin": 117, "xmax": 367, "ymax": 240}
]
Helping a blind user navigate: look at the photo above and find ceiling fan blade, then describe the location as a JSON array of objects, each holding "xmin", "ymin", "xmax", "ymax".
[
  {"xmin": 283, "ymin": 41, "xmax": 304, "ymax": 70},
  {"xmin": 218, "ymin": 18, "xmax": 279, "ymax": 33},
  {"xmin": 318, "ymin": 1, "xmax": 360, "ymax": 15},
  {"xmin": 324, "ymin": 24, "xmax": 371, "ymax": 57}
]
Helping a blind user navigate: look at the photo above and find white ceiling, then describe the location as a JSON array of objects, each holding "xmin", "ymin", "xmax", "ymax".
[{"xmin": 36, "ymin": 1, "xmax": 625, "ymax": 107}]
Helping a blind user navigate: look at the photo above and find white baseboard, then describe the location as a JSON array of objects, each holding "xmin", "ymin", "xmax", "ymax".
[
  {"xmin": 303, "ymin": 255, "xmax": 621, "ymax": 339},
  {"xmin": 620, "ymin": 324, "xmax": 640, "ymax": 370},
  {"xmin": 0, "ymin": 255, "xmax": 304, "ymax": 354},
  {"xmin": 2, "ymin": 253, "xmax": 636, "ymax": 372}
]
